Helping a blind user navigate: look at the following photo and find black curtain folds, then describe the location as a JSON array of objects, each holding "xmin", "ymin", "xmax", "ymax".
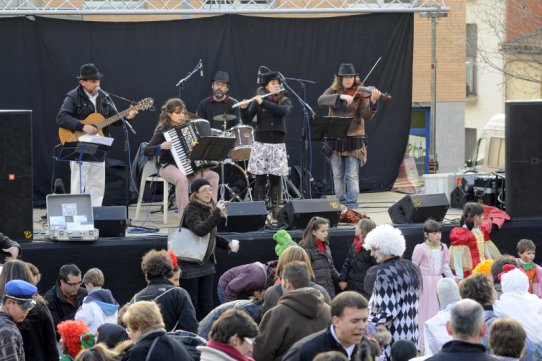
[{"xmin": 0, "ymin": 14, "xmax": 413, "ymax": 204}]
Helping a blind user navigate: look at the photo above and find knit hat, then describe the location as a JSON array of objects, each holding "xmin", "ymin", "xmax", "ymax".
[
  {"xmin": 390, "ymin": 339, "xmax": 417, "ymax": 361},
  {"xmin": 96, "ymin": 323, "xmax": 129, "ymax": 348},
  {"xmin": 190, "ymin": 178, "xmax": 211, "ymax": 194},
  {"xmin": 436, "ymin": 278, "xmax": 460, "ymax": 310}
]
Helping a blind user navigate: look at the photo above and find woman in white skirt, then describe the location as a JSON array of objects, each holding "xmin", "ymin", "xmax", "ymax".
[{"xmin": 240, "ymin": 72, "xmax": 292, "ymax": 215}]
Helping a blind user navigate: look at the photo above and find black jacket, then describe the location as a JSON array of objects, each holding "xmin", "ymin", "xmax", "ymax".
[
  {"xmin": 121, "ymin": 329, "xmax": 193, "ymax": 361},
  {"xmin": 56, "ymin": 85, "xmax": 117, "ymax": 133},
  {"xmin": 43, "ymin": 282, "xmax": 87, "ymax": 330},
  {"xmin": 339, "ymin": 244, "xmax": 378, "ymax": 299},
  {"xmin": 283, "ymin": 326, "xmax": 357, "ymax": 361},
  {"xmin": 241, "ymin": 96, "xmax": 291, "ymax": 144},
  {"xmin": 196, "ymin": 96, "xmax": 240, "ymax": 129},
  {"xmin": 426, "ymin": 340, "xmax": 499, "ymax": 361},
  {"xmin": 131, "ymin": 278, "xmax": 198, "ymax": 333},
  {"xmin": 180, "ymin": 200, "xmax": 231, "ymax": 280},
  {"xmin": 18, "ymin": 300, "xmax": 59, "ymax": 361},
  {"xmin": 302, "ymin": 246, "xmax": 340, "ymax": 299}
]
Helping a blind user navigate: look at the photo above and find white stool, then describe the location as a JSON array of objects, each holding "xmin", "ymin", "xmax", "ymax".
[{"xmin": 135, "ymin": 159, "xmax": 169, "ymax": 224}]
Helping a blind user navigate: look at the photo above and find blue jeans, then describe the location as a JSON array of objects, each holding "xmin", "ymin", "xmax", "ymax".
[{"xmin": 330, "ymin": 152, "xmax": 360, "ymax": 209}]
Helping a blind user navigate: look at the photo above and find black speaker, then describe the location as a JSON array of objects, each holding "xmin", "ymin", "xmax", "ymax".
[
  {"xmin": 388, "ymin": 193, "xmax": 449, "ymax": 224},
  {"xmin": 218, "ymin": 201, "xmax": 267, "ymax": 232},
  {"xmin": 277, "ymin": 198, "xmax": 341, "ymax": 230},
  {"xmin": 93, "ymin": 206, "xmax": 127, "ymax": 237},
  {"xmin": 506, "ymin": 100, "xmax": 542, "ymax": 220},
  {"xmin": 0, "ymin": 111, "xmax": 33, "ymax": 241},
  {"xmin": 450, "ymin": 186, "xmax": 474, "ymax": 209}
]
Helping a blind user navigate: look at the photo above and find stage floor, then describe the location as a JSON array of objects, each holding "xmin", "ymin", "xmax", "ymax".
[{"xmin": 31, "ymin": 191, "xmax": 463, "ymax": 239}]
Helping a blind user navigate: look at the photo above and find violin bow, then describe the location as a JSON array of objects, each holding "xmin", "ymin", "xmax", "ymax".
[{"xmin": 360, "ymin": 57, "xmax": 382, "ymax": 85}]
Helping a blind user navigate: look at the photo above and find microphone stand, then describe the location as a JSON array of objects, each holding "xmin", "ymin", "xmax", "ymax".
[
  {"xmin": 102, "ymin": 93, "xmax": 135, "ymax": 213},
  {"xmin": 175, "ymin": 59, "xmax": 203, "ymax": 99}
]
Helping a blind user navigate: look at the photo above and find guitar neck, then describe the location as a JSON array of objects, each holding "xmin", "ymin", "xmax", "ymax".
[{"xmin": 95, "ymin": 108, "xmax": 130, "ymax": 130}]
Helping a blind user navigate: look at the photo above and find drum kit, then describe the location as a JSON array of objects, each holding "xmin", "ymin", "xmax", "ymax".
[{"xmin": 209, "ymin": 114, "xmax": 254, "ymax": 202}]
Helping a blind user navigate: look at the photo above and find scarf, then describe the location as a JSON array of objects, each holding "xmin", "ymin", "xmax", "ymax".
[
  {"xmin": 206, "ymin": 340, "xmax": 255, "ymax": 361},
  {"xmin": 354, "ymin": 236, "xmax": 363, "ymax": 254},
  {"xmin": 316, "ymin": 239, "xmax": 326, "ymax": 254}
]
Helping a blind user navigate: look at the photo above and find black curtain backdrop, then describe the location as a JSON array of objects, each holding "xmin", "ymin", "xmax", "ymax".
[{"xmin": 0, "ymin": 14, "xmax": 413, "ymax": 205}]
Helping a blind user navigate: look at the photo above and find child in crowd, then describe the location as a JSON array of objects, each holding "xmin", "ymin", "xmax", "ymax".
[
  {"xmin": 412, "ymin": 219, "xmax": 454, "ymax": 350},
  {"xmin": 58, "ymin": 320, "xmax": 93, "ymax": 360},
  {"xmin": 449, "ymin": 202, "xmax": 501, "ymax": 280},
  {"xmin": 516, "ymin": 238, "xmax": 542, "ymax": 297},
  {"xmin": 338, "ymin": 218, "xmax": 377, "ymax": 299},
  {"xmin": 75, "ymin": 268, "xmax": 119, "ymax": 333},
  {"xmin": 168, "ymin": 250, "xmax": 182, "ymax": 287},
  {"xmin": 299, "ymin": 216, "xmax": 339, "ymax": 298}
]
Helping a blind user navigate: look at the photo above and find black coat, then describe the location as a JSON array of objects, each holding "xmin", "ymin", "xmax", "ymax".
[
  {"xmin": 241, "ymin": 96, "xmax": 292, "ymax": 144},
  {"xmin": 283, "ymin": 327, "xmax": 357, "ymax": 361},
  {"xmin": 426, "ymin": 340, "xmax": 499, "ymax": 361},
  {"xmin": 121, "ymin": 329, "xmax": 193, "ymax": 361},
  {"xmin": 181, "ymin": 200, "xmax": 231, "ymax": 280},
  {"xmin": 18, "ymin": 300, "xmax": 59, "ymax": 361},
  {"xmin": 302, "ymin": 247, "xmax": 339, "ymax": 299},
  {"xmin": 339, "ymin": 244, "xmax": 378, "ymax": 299},
  {"xmin": 131, "ymin": 278, "xmax": 198, "ymax": 333},
  {"xmin": 56, "ymin": 85, "xmax": 117, "ymax": 133},
  {"xmin": 43, "ymin": 282, "xmax": 87, "ymax": 331}
]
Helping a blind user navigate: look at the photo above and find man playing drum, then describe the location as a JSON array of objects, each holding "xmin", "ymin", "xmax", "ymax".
[{"xmin": 196, "ymin": 71, "xmax": 240, "ymax": 132}]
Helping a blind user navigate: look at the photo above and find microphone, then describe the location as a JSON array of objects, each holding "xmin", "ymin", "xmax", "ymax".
[
  {"xmin": 123, "ymin": 118, "xmax": 137, "ymax": 135},
  {"xmin": 200, "ymin": 59, "xmax": 204, "ymax": 77},
  {"xmin": 98, "ymin": 87, "xmax": 109, "ymax": 98}
]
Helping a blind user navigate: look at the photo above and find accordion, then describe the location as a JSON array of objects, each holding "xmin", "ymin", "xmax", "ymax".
[{"xmin": 163, "ymin": 119, "xmax": 216, "ymax": 175}]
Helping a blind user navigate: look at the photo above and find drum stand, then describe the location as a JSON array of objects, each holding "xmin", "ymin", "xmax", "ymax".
[{"xmin": 218, "ymin": 161, "xmax": 245, "ymax": 202}]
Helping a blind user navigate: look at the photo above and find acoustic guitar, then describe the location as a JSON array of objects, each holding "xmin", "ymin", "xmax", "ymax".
[{"xmin": 58, "ymin": 97, "xmax": 154, "ymax": 145}]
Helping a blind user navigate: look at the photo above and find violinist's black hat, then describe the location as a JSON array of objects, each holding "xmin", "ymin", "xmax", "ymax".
[
  {"xmin": 212, "ymin": 71, "xmax": 231, "ymax": 84},
  {"xmin": 337, "ymin": 63, "xmax": 357, "ymax": 77},
  {"xmin": 260, "ymin": 71, "xmax": 281, "ymax": 86},
  {"xmin": 76, "ymin": 63, "xmax": 103, "ymax": 80}
]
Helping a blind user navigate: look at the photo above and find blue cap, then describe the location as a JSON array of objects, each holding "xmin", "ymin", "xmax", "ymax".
[{"xmin": 4, "ymin": 280, "xmax": 37, "ymax": 299}]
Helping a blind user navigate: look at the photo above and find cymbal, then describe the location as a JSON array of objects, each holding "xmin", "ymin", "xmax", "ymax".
[{"xmin": 213, "ymin": 114, "xmax": 237, "ymax": 122}]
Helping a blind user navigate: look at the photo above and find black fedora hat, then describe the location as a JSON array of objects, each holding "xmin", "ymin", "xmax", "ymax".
[
  {"xmin": 76, "ymin": 63, "xmax": 103, "ymax": 80},
  {"xmin": 260, "ymin": 71, "xmax": 281, "ymax": 86},
  {"xmin": 212, "ymin": 71, "xmax": 230, "ymax": 84},
  {"xmin": 337, "ymin": 63, "xmax": 357, "ymax": 76}
]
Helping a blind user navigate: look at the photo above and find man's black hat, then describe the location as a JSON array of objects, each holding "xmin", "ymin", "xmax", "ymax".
[{"xmin": 76, "ymin": 63, "xmax": 103, "ymax": 80}]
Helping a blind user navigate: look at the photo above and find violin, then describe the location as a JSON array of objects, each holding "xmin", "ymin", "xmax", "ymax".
[{"xmin": 346, "ymin": 85, "xmax": 392, "ymax": 102}]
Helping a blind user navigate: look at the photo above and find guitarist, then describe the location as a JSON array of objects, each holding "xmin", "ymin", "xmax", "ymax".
[{"xmin": 56, "ymin": 63, "xmax": 138, "ymax": 207}]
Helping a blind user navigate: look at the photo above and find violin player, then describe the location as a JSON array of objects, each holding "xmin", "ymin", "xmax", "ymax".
[{"xmin": 317, "ymin": 63, "xmax": 381, "ymax": 217}]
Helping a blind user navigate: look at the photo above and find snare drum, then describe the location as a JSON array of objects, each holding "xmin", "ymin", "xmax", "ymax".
[{"xmin": 229, "ymin": 125, "xmax": 254, "ymax": 161}]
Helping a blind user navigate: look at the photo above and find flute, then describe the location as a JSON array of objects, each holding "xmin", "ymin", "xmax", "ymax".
[{"xmin": 231, "ymin": 89, "xmax": 283, "ymax": 108}]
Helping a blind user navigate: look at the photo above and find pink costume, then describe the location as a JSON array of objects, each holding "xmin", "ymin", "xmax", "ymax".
[{"xmin": 412, "ymin": 242, "xmax": 454, "ymax": 350}]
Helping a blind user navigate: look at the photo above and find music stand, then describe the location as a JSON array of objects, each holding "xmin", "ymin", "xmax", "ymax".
[
  {"xmin": 311, "ymin": 116, "xmax": 352, "ymax": 141},
  {"xmin": 310, "ymin": 116, "xmax": 352, "ymax": 196},
  {"xmin": 54, "ymin": 142, "xmax": 110, "ymax": 194},
  {"xmin": 189, "ymin": 137, "xmax": 242, "ymax": 202}
]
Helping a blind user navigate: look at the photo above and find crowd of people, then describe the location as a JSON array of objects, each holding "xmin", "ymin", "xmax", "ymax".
[{"xmin": 1, "ymin": 198, "xmax": 541, "ymax": 361}]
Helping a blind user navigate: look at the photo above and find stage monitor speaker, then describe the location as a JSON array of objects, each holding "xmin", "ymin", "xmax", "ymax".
[
  {"xmin": 450, "ymin": 186, "xmax": 474, "ymax": 210},
  {"xmin": 388, "ymin": 193, "xmax": 449, "ymax": 224},
  {"xmin": 93, "ymin": 206, "xmax": 127, "ymax": 237},
  {"xmin": 218, "ymin": 201, "xmax": 267, "ymax": 233},
  {"xmin": 0, "ymin": 110, "xmax": 33, "ymax": 241},
  {"xmin": 277, "ymin": 198, "xmax": 341, "ymax": 230},
  {"xmin": 505, "ymin": 100, "xmax": 542, "ymax": 220}
]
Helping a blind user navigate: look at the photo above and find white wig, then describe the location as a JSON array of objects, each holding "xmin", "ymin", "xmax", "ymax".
[{"xmin": 363, "ymin": 224, "xmax": 406, "ymax": 257}]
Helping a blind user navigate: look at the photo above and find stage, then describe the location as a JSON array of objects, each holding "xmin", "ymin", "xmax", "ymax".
[{"xmin": 24, "ymin": 191, "xmax": 542, "ymax": 305}]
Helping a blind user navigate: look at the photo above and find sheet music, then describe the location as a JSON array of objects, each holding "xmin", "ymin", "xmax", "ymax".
[{"xmin": 78, "ymin": 134, "xmax": 114, "ymax": 146}]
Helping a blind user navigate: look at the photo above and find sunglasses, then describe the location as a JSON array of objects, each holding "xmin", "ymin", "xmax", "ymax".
[
  {"xmin": 243, "ymin": 337, "xmax": 255, "ymax": 346},
  {"xmin": 6, "ymin": 296, "xmax": 36, "ymax": 311},
  {"xmin": 63, "ymin": 280, "xmax": 82, "ymax": 287}
]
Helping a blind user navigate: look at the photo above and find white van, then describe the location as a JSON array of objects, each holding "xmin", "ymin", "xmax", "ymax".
[{"xmin": 466, "ymin": 114, "xmax": 505, "ymax": 172}]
